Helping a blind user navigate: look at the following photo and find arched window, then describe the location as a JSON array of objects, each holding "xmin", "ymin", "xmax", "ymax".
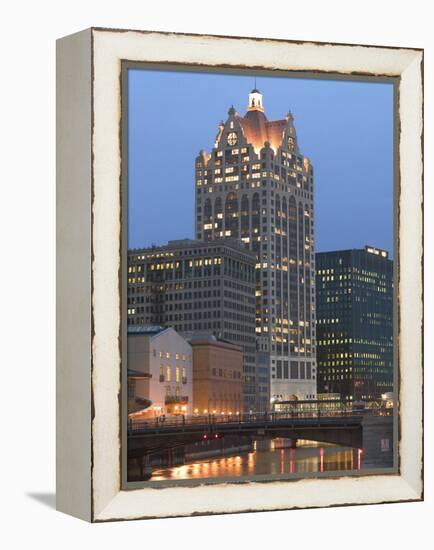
[
  {"xmin": 281, "ymin": 196, "xmax": 289, "ymax": 354},
  {"xmin": 288, "ymin": 196, "xmax": 297, "ymax": 263},
  {"xmin": 288, "ymin": 196, "xmax": 298, "ymax": 353},
  {"xmin": 203, "ymin": 198, "xmax": 213, "ymax": 241},
  {"xmin": 298, "ymin": 202, "xmax": 305, "ymax": 342},
  {"xmin": 275, "ymin": 194, "xmax": 282, "ymax": 264},
  {"xmin": 298, "ymin": 202, "xmax": 304, "ymax": 262},
  {"xmin": 304, "ymin": 205, "xmax": 312, "ymax": 354},
  {"xmin": 225, "ymin": 192, "xmax": 239, "ymax": 239},
  {"xmin": 241, "ymin": 195, "xmax": 249, "ymax": 242},
  {"xmin": 214, "ymin": 197, "xmax": 223, "ymax": 236},
  {"xmin": 282, "ymin": 196, "xmax": 288, "ymax": 230},
  {"xmin": 275, "ymin": 194, "xmax": 281, "ymax": 221},
  {"xmin": 251, "ymin": 192, "xmax": 260, "ymax": 257}
]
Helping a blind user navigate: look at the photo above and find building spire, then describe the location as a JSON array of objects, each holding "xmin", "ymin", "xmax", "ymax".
[{"xmin": 247, "ymin": 86, "xmax": 264, "ymax": 112}]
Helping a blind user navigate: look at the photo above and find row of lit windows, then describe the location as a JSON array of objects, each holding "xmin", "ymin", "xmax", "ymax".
[
  {"xmin": 156, "ymin": 350, "xmax": 188, "ymax": 361},
  {"xmin": 317, "ymin": 318, "xmax": 340, "ymax": 324},
  {"xmin": 159, "ymin": 364, "xmax": 187, "ymax": 383}
]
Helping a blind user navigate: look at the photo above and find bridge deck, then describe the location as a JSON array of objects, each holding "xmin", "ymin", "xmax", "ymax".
[{"xmin": 128, "ymin": 413, "xmax": 363, "ymax": 438}]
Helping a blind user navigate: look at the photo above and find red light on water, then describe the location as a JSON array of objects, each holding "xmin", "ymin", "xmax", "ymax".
[{"xmin": 358, "ymin": 448, "xmax": 363, "ymax": 470}]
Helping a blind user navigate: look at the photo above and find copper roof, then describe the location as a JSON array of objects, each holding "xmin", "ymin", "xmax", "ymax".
[{"xmin": 237, "ymin": 110, "xmax": 287, "ymax": 151}]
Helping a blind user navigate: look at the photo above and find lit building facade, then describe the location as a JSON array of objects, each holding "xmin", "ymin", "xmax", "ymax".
[
  {"xmin": 127, "ymin": 239, "xmax": 261, "ymax": 411},
  {"xmin": 127, "ymin": 326, "xmax": 193, "ymax": 417},
  {"xmin": 190, "ymin": 334, "xmax": 243, "ymax": 415},
  {"xmin": 316, "ymin": 246, "xmax": 393, "ymax": 402},
  {"xmin": 195, "ymin": 89, "xmax": 317, "ymax": 402}
]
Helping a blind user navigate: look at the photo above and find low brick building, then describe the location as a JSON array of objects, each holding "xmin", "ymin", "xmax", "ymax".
[{"xmin": 190, "ymin": 334, "xmax": 243, "ymax": 415}]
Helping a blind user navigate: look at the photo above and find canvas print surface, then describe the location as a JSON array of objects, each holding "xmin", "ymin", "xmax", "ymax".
[{"xmin": 125, "ymin": 67, "xmax": 395, "ymax": 484}]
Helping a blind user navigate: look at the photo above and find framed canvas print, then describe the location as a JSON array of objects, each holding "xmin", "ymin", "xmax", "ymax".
[{"xmin": 56, "ymin": 28, "xmax": 423, "ymax": 522}]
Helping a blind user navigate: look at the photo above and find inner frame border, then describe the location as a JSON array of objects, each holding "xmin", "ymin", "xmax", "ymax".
[{"xmin": 119, "ymin": 60, "xmax": 401, "ymax": 491}]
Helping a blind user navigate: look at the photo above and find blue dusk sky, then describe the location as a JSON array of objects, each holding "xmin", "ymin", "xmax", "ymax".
[{"xmin": 128, "ymin": 68, "xmax": 394, "ymax": 256}]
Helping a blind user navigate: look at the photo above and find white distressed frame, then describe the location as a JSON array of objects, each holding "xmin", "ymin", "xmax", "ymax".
[{"xmin": 56, "ymin": 28, "xmax": 423, "ymax": 522}]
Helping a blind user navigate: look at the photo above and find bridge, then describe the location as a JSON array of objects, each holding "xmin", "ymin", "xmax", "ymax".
[{"xmin": 128, "ymin": 411, "xmax": 364, "ymax": 465}]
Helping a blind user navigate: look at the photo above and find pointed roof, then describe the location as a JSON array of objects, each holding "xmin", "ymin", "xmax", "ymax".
[{"xmin": 237, "ymin": 109, "xmax": 287, "ymax": 152}]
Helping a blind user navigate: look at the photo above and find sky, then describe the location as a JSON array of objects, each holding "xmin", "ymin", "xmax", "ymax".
[{"xmin": 128, "ymin": 68, "xmax": 394, "ymax": 256}]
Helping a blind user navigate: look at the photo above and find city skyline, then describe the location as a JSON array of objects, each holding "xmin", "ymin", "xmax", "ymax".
[
  {"xmin": 126, "ymin": 68, "xmax": 396, "ymax": 482},
  {"xmin": 128, "ymin": 68, "xmax": 394, "ymax": 255}
]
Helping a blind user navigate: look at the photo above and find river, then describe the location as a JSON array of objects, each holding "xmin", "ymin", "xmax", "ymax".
[{"xmin": 151, "ymin": 415, "xmax": 394, "ymax": 481}]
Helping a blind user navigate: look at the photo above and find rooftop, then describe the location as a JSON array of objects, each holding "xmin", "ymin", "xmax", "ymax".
[
  {"xmin": 316, "ymin": 245, "xmax": 391, "ymax": 260},
  {"xmin": 237, "ymin": 110, "xmax": 287, "ymax": 152},
  {"xmin": 127, "ymin": 325, "xmax": 167, "ymax": 336},
  {"xmin": 189, "ymin": 333, "xmax": 243, "ymax": 351},
  {"xmin": 129, "ymin": 238, "xmax": 256, "ymax": 259}
]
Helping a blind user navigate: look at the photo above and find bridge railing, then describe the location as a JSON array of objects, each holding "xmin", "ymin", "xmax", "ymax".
[{"xmin": 128, "ymin": 408, "xmax": 357, "ymax": 433}]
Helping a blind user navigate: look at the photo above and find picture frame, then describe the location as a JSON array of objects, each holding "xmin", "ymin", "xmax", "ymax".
[{"xmin": 56, "ymin": 27, "xmax": 423, "ymax": 522}]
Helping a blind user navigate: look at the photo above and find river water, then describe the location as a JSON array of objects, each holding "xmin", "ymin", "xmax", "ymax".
[{"xmin": 151, "ymin": 415, "xmax": 394, "ymax": 482}]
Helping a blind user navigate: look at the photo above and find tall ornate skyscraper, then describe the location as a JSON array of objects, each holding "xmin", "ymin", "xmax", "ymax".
[{"xmin": 195, "ymin": 89, "xmax": 317, "ymax": 405}]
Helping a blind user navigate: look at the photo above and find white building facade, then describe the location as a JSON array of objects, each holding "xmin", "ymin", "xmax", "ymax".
[{"xmin": 127, "ymin": 326, "xmax": 193, "ymax": 417}]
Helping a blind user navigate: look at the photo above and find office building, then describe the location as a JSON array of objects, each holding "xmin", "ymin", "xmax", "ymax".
[
  {"xmin": 316, "ymin": 245, "xmax": 393, "ymax": 401},
  {"xmin": 194, "ymin": 88, "xmax": 317, "ymax": 402},
  {"xmin": 127, "ymin": 239, "xmax": 261, "ymax": 411}
]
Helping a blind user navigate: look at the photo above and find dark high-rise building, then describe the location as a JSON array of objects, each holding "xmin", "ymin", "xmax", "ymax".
[
  {"xmin": 316, "ymin": 246, "xmax": 393, "ymax": 402},
  {"xmin": 195, "ymin": 88, "xmax": 317, "ymax": 403},
  {"xmin": 127, "ymin": 239, "xmax": 261, "ymax": 411}
]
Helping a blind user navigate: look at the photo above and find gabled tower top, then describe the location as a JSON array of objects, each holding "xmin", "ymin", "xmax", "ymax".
[{"xmin": 247, "ymin": 88, "xmax": 264, "ymax": 112}]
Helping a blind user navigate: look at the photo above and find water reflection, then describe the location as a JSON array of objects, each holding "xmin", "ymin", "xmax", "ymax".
[{"xmin": 152, "ymin": 440, "xmax": 363, "ymax": 481}]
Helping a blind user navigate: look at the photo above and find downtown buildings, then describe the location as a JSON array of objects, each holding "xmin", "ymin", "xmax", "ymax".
[
  {"xmin": 127, "ymin": 238, "xmax": 260, "ymax": 411},
  {"xmin": 127, "ymin": 88, "xmax": 395, "ymax": 412},
  {"xmin": 194, "ymin": 89, "xmax": 317, "ymax": 402},
  {"xmin": 316, "ymin": 246, "xmax": 393, "ymax": 402}
]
